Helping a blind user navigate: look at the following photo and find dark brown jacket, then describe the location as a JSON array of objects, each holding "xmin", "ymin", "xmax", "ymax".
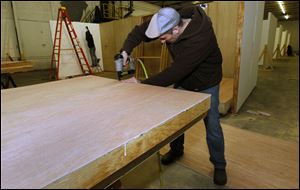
[{"xmin": 121, "ymin": 6, "xmax": 222, "ymax": 91}]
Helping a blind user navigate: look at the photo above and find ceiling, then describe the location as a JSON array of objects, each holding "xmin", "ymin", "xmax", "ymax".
[
  {"xmin": 264, "ymin": 1, "xmax": 298, "ymax": 21},
  {"xmin": 147, "ymin": 1, "xmax": 299, "ymax": 21}
]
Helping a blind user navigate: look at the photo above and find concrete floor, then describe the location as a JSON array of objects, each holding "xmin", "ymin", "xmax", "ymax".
[
  {"xmin": 5, "ymin": 56, "xmax": 299, "ymax": 189},
  {"xmin": 221, "ymin": 56, "xmax": 299, "ymax": 143}
]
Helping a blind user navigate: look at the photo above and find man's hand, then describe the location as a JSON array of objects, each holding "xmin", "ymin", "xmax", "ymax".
[
  {"xmin": 121, "ymin": 77, "xmax": 140, "ymax": 83},
  {"xmin": 121, "ymin": 51, "xmax": 128, "ymax": 66}
]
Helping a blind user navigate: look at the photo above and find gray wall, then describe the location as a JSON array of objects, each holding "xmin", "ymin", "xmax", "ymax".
[
  {"xmin": 1, "ymin": 1, "xmax": 20, "ymax": 60},
  {"xmin": 278, "ymin": 20, "xmax": 299, "ymax": 54},
  {"xmin": 1, "ymin": 1, "xmax": 159, "ymax": 70}
]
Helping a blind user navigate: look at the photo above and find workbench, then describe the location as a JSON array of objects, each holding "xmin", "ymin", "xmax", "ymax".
[
  {"xmin": 1, "ymin": 61, "xmax": 33, "ymax": 89},
  {"xmin": 1, "ymin": 76, "xmax": 210, "ymax": 189},
  {"xmin": 1, "ymin": 61, "xmax": 33, "ymax": 74}
]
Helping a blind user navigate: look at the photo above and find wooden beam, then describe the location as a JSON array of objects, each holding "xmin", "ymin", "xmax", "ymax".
[{"xmin": 1, "ymin": 60, "xmax": 33, "ymax": 74}]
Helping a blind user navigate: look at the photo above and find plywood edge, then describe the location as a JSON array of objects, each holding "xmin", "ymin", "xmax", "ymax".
[
  {"xmin": 44, "ymin": 97, "xmax": 210, "ymax": 189},
  {"xmin": 232, "ymin": 1, "xmax": 245, "ymax": 113}
]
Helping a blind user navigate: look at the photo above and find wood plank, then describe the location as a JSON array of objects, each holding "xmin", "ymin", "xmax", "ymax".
[
  {"xmin": 207, "ymin": 2, "xmax": 239, "ymax": 78},
  {"xmin": 219, "ymin": 77, "xmax": 234, "ymax": 114},
  {"xmin": 1, "ymin": 61, "xmax": 33, "ymax": 74},
  {"xmin": 219, "ymin": 78, "xmax": 233, "ymax": 104},
  {"xmin": 99, "ymin": 22, "xmax": 116, "ymax": 72},
  {"xmin": 1, "ymin": 76, "xmax": 210, "ymax": 189},
  {"xmin": 100, "ymin": 16, "xmax": 142, "ymax": 72},
  {"xmin": 175, "ymin": 121, "xmax": 299, "ymax": 189}
]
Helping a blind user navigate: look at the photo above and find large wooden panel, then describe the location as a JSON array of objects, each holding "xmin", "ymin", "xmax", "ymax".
[
  {"xmin": 1, "ymin": 76, "xmax": 210, "ymax": 189},
  {"xmin": 207, "ymin": 2, "xmax": 239, "ymax": 78},
  {"xmin": 100, "ymin": 22, "xmax": 116, "ymax": 71},
  {"xmin": 100, "ymin": 17, "xmax": 142, "ymax": 72},
  {"xmin": 219, "ymin": 77, "xmax": 234, "ymax": 114}
]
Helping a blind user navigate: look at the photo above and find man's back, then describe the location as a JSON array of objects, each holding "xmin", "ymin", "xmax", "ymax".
[{"xmin": 86, "ymin": 30, "xmax": 95, "ymax": 48}]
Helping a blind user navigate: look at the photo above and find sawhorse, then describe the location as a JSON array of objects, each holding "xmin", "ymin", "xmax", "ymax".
[{"xmin": 1, "ymin": 73, "xmax": 17, "ymax": 89}]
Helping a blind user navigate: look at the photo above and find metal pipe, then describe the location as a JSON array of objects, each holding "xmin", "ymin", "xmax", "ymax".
[
  {"xmin": 11, "ymin": 1, "xmax": 23, "ymax": 60},
  {"xmin": 124, "ymin": 1, "xmax": 133, "ymax": 18}
]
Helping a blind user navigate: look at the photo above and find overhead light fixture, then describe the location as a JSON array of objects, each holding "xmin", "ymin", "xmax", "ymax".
[
  {"xmin": 200, "ymin": 3, "xmax": 208, "ymax": 9},
  {"xmin": 284, "ymin": 14, "xmax": 289, "ymax": 20},
  {"xmin": 277, "ymin": 1, "xmax": 286, "ymax": 14}
]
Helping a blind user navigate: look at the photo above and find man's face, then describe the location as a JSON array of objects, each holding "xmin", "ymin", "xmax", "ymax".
[{"xmin": 159, "ymin": 27, "xmax": 180, "ymax": 44}]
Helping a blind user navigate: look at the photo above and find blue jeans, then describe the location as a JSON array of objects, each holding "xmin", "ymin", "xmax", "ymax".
[
  {"xmin": 89, "ymin": 47, "xmax": 98, "ymax": 67},
  {"xmin": 170, "ymin": 84, "xmax": 226, "ymax": 169}
]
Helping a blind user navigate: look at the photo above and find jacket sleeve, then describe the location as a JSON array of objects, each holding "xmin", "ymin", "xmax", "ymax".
[
  {"xmin": 141, "ymin": 33, "xmax": 213, "ymax": 87},
  {"xmin": 120, "ymin": 20, "xmax": 156, "ymax": 54}
]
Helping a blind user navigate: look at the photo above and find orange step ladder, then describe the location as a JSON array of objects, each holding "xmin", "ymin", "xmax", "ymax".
[{"xmin": 50, "ymin": 7, "xmax": 93, "ymax": 80}]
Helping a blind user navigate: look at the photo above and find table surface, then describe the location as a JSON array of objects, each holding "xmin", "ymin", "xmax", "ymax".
[{"xmin": 1, "ymin": 76, "xmax": 210, "ymax": 188}]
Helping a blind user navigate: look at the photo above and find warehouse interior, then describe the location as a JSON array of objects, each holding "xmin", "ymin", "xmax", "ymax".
[{"xmin": 1, "ymin": 1, "xmax": 299, "ymax": 189}]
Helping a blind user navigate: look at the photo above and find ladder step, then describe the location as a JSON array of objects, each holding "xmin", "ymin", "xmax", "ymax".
[{"xmin": 61, "ymin": 49, "xmax": 75, "ymax": 50}]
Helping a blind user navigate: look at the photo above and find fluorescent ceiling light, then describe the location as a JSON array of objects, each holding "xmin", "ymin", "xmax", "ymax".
[
  {"xmin": 192, "ymin": 1, "xmax": 201, "ymax": 4},
  {"xmin": 284, "ymin": 14, "xmax": 289, "ymax": 20},
  {"xmin": 277, "ymin": 1, "xmax": 286, "ymax": 14}
]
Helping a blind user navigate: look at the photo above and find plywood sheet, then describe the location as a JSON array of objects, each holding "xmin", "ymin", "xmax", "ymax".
[
  {"xmin": 219, "ymin": 77, "xmax": 233, "ymax": 114},
  {"xmin": 99, "ymin": 16, "xmax": 142, "ymax": 72},
  {"xmin": 1, "ymin": 76, "xmax": 210, "ymax": 189},
  {"xmin": 207, "ymin": 2, "xmax": 239, "ymax": 78},
  {"xmin": 100, "ymin": 21, "xmax": 116, "ymax": 72}
]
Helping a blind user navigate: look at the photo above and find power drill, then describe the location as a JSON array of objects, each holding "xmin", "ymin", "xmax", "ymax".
[{"xmin": 114, "ymin": 53, "xmax": 135, "ymax": 80}]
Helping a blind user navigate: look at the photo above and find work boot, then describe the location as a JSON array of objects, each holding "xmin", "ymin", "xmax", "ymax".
[
  {"xmin": 213, "ymin": 168, "xmax": 227, "ymax": 185},
  {"xmin": 161, "ymin": 150, "xmax": 183, "ymax": 165}
]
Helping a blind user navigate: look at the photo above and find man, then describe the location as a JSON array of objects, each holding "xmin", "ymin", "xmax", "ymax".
[
  {"xmin": 85, "ymin": 26, "xmax": 100, "ymax": 67},
  {"xmin": 119, "ymin": 6, "xmax": 227, "ymax": 185}
]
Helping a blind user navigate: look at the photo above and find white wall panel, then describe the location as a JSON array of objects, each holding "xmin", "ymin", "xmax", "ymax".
[
  {"xmin": 258, "ymin": 12, "xmax": 277, "ymax": 66},
  {"xmin": 237, "ymin": 1, "xmax": 264, "ymax": 112},
  {"xmin": 280, "ymin": 30, "xmax": 288, "ymax": 55},
  {"xmin": 50, "ymin": 21, "xmax": 103, "ymax": 79},
  {"xmin": 273, "ymin": 25, "xmax": 283, "ymax": 58}
]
